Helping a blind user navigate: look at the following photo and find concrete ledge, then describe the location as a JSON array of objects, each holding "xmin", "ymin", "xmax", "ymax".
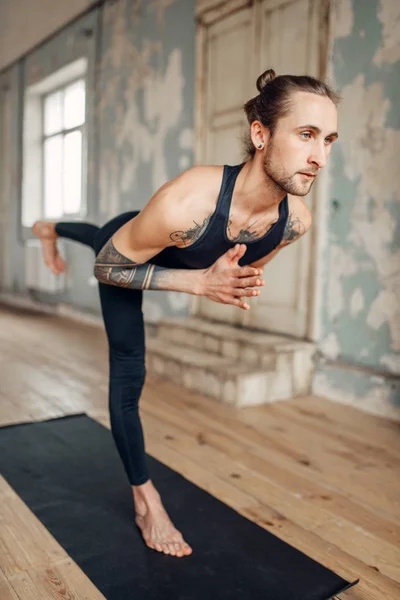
[{"xmin": 157, "ymin": 317, "xmax": 314, "ymax": 371}]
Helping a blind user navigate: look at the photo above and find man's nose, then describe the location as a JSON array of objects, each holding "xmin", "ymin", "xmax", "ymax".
[{"xmin": 309, "ymin": 144, "xmax": 327, "ymax": 169}]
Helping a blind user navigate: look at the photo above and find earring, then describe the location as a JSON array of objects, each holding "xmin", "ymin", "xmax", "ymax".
[{"xmin": 258, "ymin": 143, "xmax": 263, "ymax": 149}]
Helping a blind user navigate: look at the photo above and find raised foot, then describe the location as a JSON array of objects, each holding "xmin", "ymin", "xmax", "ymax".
[
  {"xmin": 32, "ymin": 220, "xmax": 66, "ymax": 275},
  {"xmin": 135, "ymin": 506, "xmax": 193, "ymax": 558}
]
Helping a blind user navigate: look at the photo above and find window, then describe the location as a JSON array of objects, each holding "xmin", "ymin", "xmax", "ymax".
[
  {"xmin": 21, "ymin": 58, "xmax": 88, "ymax": 229},
  {"xmin": 42, "ymin": 79, "xmax": 86, "ymax": 219}
]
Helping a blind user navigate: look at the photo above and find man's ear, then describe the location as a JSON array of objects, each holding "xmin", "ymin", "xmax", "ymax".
[{"xmin": 250, "ymin": 121, "xmax": 269, "ymax": 151}]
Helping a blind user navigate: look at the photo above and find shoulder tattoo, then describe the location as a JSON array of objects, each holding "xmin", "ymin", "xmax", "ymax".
[{"xmin": 282, "ymin": 212, "xmax": 306, "ymax": 244}]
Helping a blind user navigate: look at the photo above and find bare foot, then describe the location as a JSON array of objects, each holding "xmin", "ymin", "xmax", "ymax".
[
  {"xmin": 32, "ymin": 221, "xmax": 66, "ymax": 275},
  {"xmin": 133, "ymin": 483, "xmax": 192, "ymax": 558},
  {"xmin": 135, "ymin": 504, "xmax": 193, "ymax": 557}
]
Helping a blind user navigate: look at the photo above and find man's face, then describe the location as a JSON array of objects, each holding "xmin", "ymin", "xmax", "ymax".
[{"xmin": 262, "ymin": 91, "xmax": 338, "ymax": 196}]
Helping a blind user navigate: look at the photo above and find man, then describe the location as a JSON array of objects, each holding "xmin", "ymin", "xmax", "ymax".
[{"xmin": 33, "ymin": 69, "xmax": 339, "ymax": 557}]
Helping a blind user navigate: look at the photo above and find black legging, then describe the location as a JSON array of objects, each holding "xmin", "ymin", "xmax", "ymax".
[{"xmin": 56, "ymin": 212, "xmax": 150, "ymax": 486}]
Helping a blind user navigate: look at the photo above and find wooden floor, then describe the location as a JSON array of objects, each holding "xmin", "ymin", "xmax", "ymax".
[{"xmin": 0, "ymin": 305, "xmax": 399, "ymax": 600}]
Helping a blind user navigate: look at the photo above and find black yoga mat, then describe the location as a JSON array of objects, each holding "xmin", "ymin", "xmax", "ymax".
[{"xmin": 0, "ymin": 414, "xmax": 359, "ymax": 600}]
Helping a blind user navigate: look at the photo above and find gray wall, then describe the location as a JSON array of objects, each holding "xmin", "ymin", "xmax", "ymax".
[
  {"xmin": 313, "ymin": 0, "xmax": 400, "ymax": 412},
  {"xmin": 97, "ymin": 0, "xmax": 196, "ymax": 321},
  {"xmin": 0, "ymin": 0, "xmax": 196, "ymax": 320},
  {"xmin": 0, "ymin": 0, "xmax": 398, "ymax": 412}
]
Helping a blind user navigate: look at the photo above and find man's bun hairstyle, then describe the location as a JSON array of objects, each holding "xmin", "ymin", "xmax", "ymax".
[{"xmin": 256, "ymin": 68, "xmax": 276, "ymax": 92}]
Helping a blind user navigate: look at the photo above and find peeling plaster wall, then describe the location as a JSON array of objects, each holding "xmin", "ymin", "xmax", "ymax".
[
  {"xmin": 313, "ymin": 0, "xmax": 400, "ymax": 415},
  {"xmin": 2, "ymin": 0, "xmax": 397, "ymax": 416},
  {"xmin": 0, "ymin": 0, "xmax": 195, "ymax": 322},
  {"xmin": 97, "ymin": 0, "xmax": 195, "ymax": 322}
]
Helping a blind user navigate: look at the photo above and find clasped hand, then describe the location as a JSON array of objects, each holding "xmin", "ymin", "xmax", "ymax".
[{"xmin": 199, "ymin": 244, "xmax": 264, "ymax": 310}]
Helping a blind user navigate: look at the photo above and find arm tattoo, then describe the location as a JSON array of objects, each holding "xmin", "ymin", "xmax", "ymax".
[
  {"xmin": 169, "ymin": 214, "xmax": 212, "ymax": 247},
  {"xmin": 94, "ymin": 238, "xmax": 167, "ymax": 290},
  {"xmin": 282, "ymin": 212, "xmax": 306, "ymax": 243}
]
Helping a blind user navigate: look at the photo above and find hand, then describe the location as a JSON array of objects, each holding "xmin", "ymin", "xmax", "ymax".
[{"xmin": 198, "ymin": 244, "xmax": 264, "ymax": 310}]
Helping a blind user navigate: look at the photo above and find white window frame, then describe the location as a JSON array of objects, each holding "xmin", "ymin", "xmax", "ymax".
[
  {"xmin": 21, "ymin": 58, "xmax": 88, "ymax": 230},
  {"xmin": 41, "ymin": 77, "xmax": 86, "ymax": 220}
]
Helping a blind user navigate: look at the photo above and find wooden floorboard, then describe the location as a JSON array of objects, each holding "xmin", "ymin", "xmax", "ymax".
[{"xmin": 0, "ymin": 304, "xmax": 399, "ymax": 600}]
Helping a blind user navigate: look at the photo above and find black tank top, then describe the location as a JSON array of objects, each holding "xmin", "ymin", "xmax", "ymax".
[{"xmin": 151, "ymin": 163, "xmax": 289, "ymax": 269}]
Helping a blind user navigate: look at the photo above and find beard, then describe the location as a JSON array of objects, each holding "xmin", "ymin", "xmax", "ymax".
[{"xmin": 263, "ymin": 143, "xmax": 316, "ymax": 197}]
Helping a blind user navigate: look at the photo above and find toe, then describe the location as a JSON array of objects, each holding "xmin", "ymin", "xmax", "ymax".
[
  {"xmin": 161, "ymin": 543, "xmax": 171, "ymax": 555},
  {"xmin": 167, "ymin": 543, "xmax": 176, "ymax": 556},
  {"xmin": 174, "ymin": 543, "xmax": 184, "ymax": 557},
  {"xmin": 55, "ymin": 254, "xmax": 66, "ymax": 270},
  {"xmin": 145, "ymin": 540, "xmax": 155, "ymax": 550},
  {"xmin": 154, "ymin": 542, "xmax": 163, "ymax": 553}
]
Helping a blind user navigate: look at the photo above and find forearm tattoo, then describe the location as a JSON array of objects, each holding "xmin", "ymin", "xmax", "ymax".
[
  {"xmin": 94, "ymin": 238, "xmax": 167, "ymax": 290},
  {"xmin": 282, "ymin": 212, "xmax": 306, "ymax": 243}
]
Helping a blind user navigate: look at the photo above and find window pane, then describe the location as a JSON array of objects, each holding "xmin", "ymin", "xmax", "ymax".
[
  {"xmin": 63, "ymin": 131, "xmax": 82, "ymax": 214},
  {"xmin": 63, "ymin": 80, "xmax": 85, "ymax": 129},
  {"xmin": 44, "ymin": 135, "xmax": 63, "ymax": 219},
  {"xmin": 44, "ymin": 91, "xmax": 63, "ymax": 136}
]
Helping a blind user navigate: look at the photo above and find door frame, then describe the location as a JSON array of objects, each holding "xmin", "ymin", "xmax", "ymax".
[{"xmin": 191, "ymin": 0, "xmax": 333, "ymax": 342}]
